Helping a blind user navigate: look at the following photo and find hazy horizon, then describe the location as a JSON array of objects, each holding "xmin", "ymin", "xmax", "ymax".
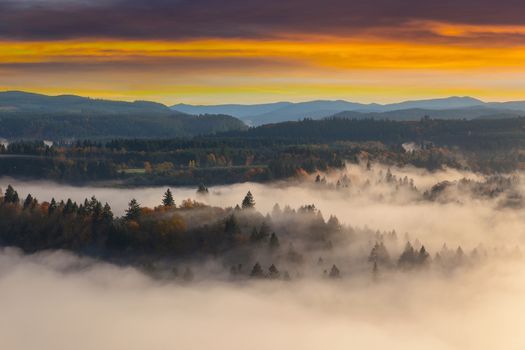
[{"xmin": 2, "ymin": 89, "xmax": 523, "ymax": 107}]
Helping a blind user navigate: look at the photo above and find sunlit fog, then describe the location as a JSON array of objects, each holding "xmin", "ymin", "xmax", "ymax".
[{"xmin": 1, "ymin": 162, "xmax": 525, "ymax": 349}]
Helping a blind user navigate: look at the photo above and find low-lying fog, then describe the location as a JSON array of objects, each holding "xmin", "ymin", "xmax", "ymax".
[
  {"xmin": 1, "ymin": 163, "xmax": 522, "ymax": 248},
  {"xmin": 1, "ymin": 248, "xmax": 524, "ymax": 350},
  {"xmin": 1, "ymin": 163, "xmax": 525, "ymax": 349}
]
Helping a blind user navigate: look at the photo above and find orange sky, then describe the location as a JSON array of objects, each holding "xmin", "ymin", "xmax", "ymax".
[{"xmin": 1, "ymin": 0, "xmax": 525, "ymax": 104}]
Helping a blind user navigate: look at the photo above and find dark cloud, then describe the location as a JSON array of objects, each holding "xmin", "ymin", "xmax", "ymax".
[
  {"xmin": 0, "ymin": 56, "xmax": 302, "ymax": 73},
  {"xmin": 1, "ymin": 0, "xmax": 524, "ymax": 41}
]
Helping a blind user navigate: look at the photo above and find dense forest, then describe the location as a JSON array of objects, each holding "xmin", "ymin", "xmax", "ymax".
[
  {"xmin": 0, "ymin": 138, "xmax": 460, "ymax": 185},
  {"xmin": 0, "ymin": 184, "xmax": 514, "ymax": 281},
  {"xmin": 2, "ymin": 117, "xmax": 525, "ymax": 186},
  {"xmin": 3, "ymin": 92, "xmax": 525, "ymax": 185},
  {"xmin": 223, "ymin": 117, "xmax": 525, "ymax": 149}
]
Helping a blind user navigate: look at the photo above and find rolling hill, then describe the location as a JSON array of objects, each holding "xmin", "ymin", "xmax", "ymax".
[
  {"xmin": 172, "ymin": 96, "xmax": 525, "ymax": 125},
  {"xmin": 330, "ymin": 106, "xmax": 524, "ymax": 121},
  {"xmin": 0, "ymin": 91, "xmax": 247, "ymax": 140}
]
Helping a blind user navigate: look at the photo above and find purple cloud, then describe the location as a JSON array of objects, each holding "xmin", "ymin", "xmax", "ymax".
[{"xmin": 1, "ymin": 0, "xmax": 524, "ymax": 41}]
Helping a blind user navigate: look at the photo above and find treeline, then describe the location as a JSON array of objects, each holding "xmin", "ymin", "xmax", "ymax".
[
  {"xmin": 0, "ymin": 185, "xmax": 341, "ymax": 261},
  {"xmin": 0, "ymin": 137, "xmax": 460, "ymax": 185},
  {"xmin": 222, "ymin": 117, "xmax": 525, "ymax": 149},
  {"xmin": 0, "ymin": 185, "xmax": 517, "ymax": 281},
  {"xmin": 2, "ymin": 117, "xmax": 525, "ymax": 186}
]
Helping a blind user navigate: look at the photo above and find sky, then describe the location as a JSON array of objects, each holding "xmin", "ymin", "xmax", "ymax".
[{"xmin": 1, "ymin": 0, "xmax": 525, "ymax": 104}]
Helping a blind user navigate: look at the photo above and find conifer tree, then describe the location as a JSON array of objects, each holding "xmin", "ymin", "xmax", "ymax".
[
  {"xmin": 224, "ymin": 215, "xmax": 240, "ymax": 240},
  {"xmin": 4, "ymin": 185, "xmax": 19, "ymax": 204},
  {"xmin": 102, "ymin": 203, "xmax": 114, "ymax": 222},
  {"xmin": 48, "ymin": 198, "xmax": 57, "ymax": 215},
  {"xmin": 162, "ymin": 188, "xmax": 175, "ymax": 207},
  {"xmin": 23, "ymin": 194, "xmax": 34, "ymax": 210},
  {"xmin": 417, "ymin": 246, "xmax": 430, "ymax": 265},
  {"xmin": 398, "ymin": 241, "xmax": 417, "ymax": 268},
  {"xmin": 329, "ymin": 264, "xmax": 341, "ymax": 278},
  {"xmin": 242, "ymin": 191, "xmax": 255, "ymax": 209},
  {"xmin": 369, "ymin": 242, "xmax": 391, "ymax": 265},
  {"xmin": 268, "ymin": 264, "xmax": 280, "ymax": 279},
  {"xmin": 250, "ymin": 262, "xmax": 264, "ymax": 278},
  {"xmin": 125, "ymin": 198, "xmax": 141, "ymax": 220},
  {"xmin": 258, "ymin": 221, "xmax": 270, "ymax": 240},
  {"xmin": 197, "ymin": 184, "xmax": 209, "ymax": 194},
  {"xmin": 64, "ymin": 199, "xmax": 74, "ymax": 214}
]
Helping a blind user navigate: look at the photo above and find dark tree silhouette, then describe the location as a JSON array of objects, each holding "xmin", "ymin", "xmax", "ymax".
[
  {"xmin": 398, "ymin": 241, "xmax": 417, "ymax": 268},
  {"xmin": 23, "ymin": 194, "xmax": 34, "ymax": 210},
  {"xmin": 162, "ymin": 188, "xmax": 175, "ymax": 207},
  {"xmin": 368, "ymin": 242, "xmax": 391, "ymax": 266},
  {"xmin": 4, "ymin": 185, "xmax": 19, "ymax": 204},
  {"xmin": 268, "ymin": 264, "xmax": 280, "ymax": 279},
  {"xmin": 102, "ymin": 203, "xmax": 114, "ymax": 222},
  {"xmin": 417, "ymin": 246, "xmax": 430, "ymax": 265},
  {"xmin": 250, "ymin": 262, "xmax": 264, "ymax": 278},
  {"xmin": 197, "ymin": 184, "xmax": 209, "ymax": 194},
  {"xmin": 48, "ymin": 198, "xmax": 57, "ymax": 215},
  {"xmin": 224, "ymin": 215, "xmax": 240, "ymax": 241},
  {"xmin": 329, "ymin": 264, "xmax": 341, "ymax": 278},
  {"xmin": 259, "ymin": 221, "xmax": 270, "ymax": 240},
  {"xmin": 125, "ymin": 198, "xmax": 141, "ymax": 220},
  {"xmin": 269, "ymin": 232, "xmax": 280, "ymax": 249},
  {"xmin": 242, "ymin": 191, "xmax": 255, "ymax": 209}
]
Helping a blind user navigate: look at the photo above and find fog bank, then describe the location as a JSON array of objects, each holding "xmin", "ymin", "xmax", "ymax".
[
  {"xmin": 0, "ymin": 248, "xmax": 524, "ymax": 350},
  {"xmin": 2, "ymin": 163, "xmax": 525, "ymax": 349},
  {"xmin": 1, "ymin": 163, "xmax": 524, "ymax": 249}
]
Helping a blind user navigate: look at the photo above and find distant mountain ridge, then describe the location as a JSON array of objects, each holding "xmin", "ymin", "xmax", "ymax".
[
  {"xmin": 330, "ymin": 106, "xmax": 524, "ymax": 121},
  {"xmin": 172, "ymin": 96, "xmax": 525, "ymax": 125},
  {"xmin": 0, "ymin": 91, "xmax": 246, "ymax": 140},
  {"xmin": 0, "ymin": 91, "xmax": 172, "ymax": 115}
]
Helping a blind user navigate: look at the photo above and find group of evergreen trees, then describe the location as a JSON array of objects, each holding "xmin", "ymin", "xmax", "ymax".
[
  {"xmin": 0, "ymin": 185, "xmax": 267, "ymax": 258},
  {"xmin": 366, "ymin": 239, "xmax": 508, "ymax": 275},
  {"xmin": 0, "ymin": 184, "xmax": 516, "ymax": 282}
]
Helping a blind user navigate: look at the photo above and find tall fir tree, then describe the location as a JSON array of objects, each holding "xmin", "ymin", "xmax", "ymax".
[
  {"xmin": 23, "ymin": 194, "xmax": 34, "ymax": 210},
  {"xmin": 102, "ymin": 203, "xmax": 114, "ymax": 223},
  {"xmin": 250, "ymin": 262, "xmax": 264, "ymax": 278},
  {"xmin": 125, "ymin": 198, "xmax": 141, "ymax": 220},
  {"xmin": 48, "ymin": 198, "xmax": 57, "ymax": 215},
  {"xmin": 4, "ymin": 185, "xmax": 19, "ymax": 204},
  {"xmin": 162, "ymin": 188, "xmax": 175, "ymax": 207},
  {"xmin": 242, "ymin": 191, "xmax": 255, "ymax": 209}
]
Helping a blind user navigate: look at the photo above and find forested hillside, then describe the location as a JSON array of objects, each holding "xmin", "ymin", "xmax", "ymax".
[
  {"xmin": 0, "ymin": 91, "xmax": 247, "ymax": 139},
  {"xmin": 223, "ymin": 117, "xmax": 525, "ymax": 149},
  {"xmin": 0, "ymin": 184, "xmax": 509, "ymax": 279}
]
